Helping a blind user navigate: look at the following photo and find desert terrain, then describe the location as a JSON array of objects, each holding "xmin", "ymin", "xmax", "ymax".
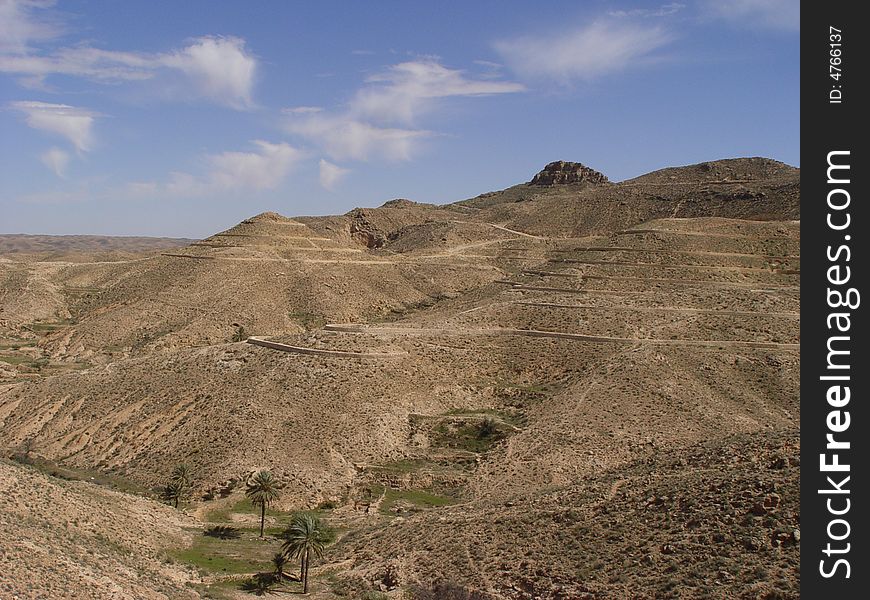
[{"xmin": 0, "ymin": 158, "xmax": 799, "ymax": 599}]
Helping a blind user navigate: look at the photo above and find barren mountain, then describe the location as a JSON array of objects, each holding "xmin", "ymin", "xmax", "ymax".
[{"xmin": 0, "ymin": 158, "xmax": 800, "ymax": 599}]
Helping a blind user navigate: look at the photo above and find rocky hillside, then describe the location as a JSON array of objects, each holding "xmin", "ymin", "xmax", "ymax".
[
  {"xmin": 0, "ymin": 458, "xmax": 197, "ymax": 599},
  {"xmin": 0, "ymin": 157, "xmax": 800, "ymax": 599}
]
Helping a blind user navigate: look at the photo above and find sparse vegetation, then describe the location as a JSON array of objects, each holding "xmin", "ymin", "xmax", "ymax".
[
  {"xmin": 409, "ymin": 582, "xmax": 493, "ymax": 600},
  {"xmin": 477, "ymin": 416, "xmax": 498, "ymax": 439},
  {"xmin": 379, "ymin": 488, "xmax": 456, "ymax": 515},
  {"xmin": 231, "ymin": 324, "xmax": 248, "ymax": 342},
  {"xmin": 204, "ymin": 525, "xmax": 241, "ymax": 539},
  {"xmin": 432, "ymin": 420, "xmax": 506, "ymax": 453},
  {"xmin": 239, "ymin": 573, "xmax": 278, "ymax": 596},
  {"xmin": 288, "ymin": 311, "xmax": 326, "ymax": 330}
]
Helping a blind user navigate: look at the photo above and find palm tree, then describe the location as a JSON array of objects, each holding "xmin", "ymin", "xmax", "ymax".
[
  {"xmin": 272, "ymin": 552, "xmax": 290, "ymax": 581},
  {"xmin": 161, "ymin": 480, "xmax": 184, "ymax": 508},
  {"xmin": 245, "ymin": 471, "xmax": 281, "ymax": 538},
  {"xmin": 281, "ymin": 513, "xmax": 329, "ymax": 594},
  {"xmin": 171, "ymin": 463, "xmax": 193, "ymax": 488}
]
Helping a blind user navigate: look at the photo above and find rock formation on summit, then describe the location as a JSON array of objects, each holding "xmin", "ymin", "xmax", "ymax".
[{"xmin": 528, "ymin": 161, "xmax": 609, "ymax": 186}]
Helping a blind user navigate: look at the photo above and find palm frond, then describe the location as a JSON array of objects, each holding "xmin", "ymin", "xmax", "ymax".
[
  {"xmin": 280, "ymin": 513, "xmax": 329, "ymax": 559},
  {"xmin": 245, "ymin": 470, "xmax": 281, "ymax": 506}
]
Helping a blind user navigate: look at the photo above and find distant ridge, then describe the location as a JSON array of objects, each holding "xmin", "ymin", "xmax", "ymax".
[{"xmin": 0, "ymin": 234, "xmax": 196, "ymax": 255}]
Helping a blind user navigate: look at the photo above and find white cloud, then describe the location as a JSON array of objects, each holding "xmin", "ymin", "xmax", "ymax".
[
  {"xmin": 318, "ymin": 159, "xmax": 349, "ymax": 191},
  {"xmin": 160, "ymin": 37, "xmax": 257, "ymax": 109},
  {"xmin": 285, "ymin": 112, "xmax": 430, "ymax": 162},
  {"xmin": 0, "ymin": 29, "xmax": 259, "ymax": 108},
  {"xmin": 494, "ymin": 20, "xmax": 673, "ymax": 82},
  {"xmin": 208, "ymin": 140, "xmax": 302, "ymax": 190},
  {"xmin": 351, "ymin": 59, "xmax": 525, "ymax": 124},
  {"xmin": 40, "ymin": 146, "xmax": 69, "ymax": 176},
  {"xmin": 703, "ymin": 0, "xmax": 799, "ymax": 31},
  {"xmin": 133, "ymin": 140, "xmax": 303, "ymax": 199},
  {"xmin": 11, "ymin": 101, "xmax": 96, "ymax": 152},
  {"xmin": 0, "ymin": 0, "xmax": 62, "ymax": 55}
]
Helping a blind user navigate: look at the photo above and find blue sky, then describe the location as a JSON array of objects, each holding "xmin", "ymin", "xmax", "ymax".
[{"xmin": 1, "ymin": 0, "xmax": 799, "ymax": 238}]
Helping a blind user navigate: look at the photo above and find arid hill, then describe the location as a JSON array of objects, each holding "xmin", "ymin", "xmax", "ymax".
[
  {"xmin": 0, "ymin": 458, "xmax": 197, "ymax": 599},
  {"xmin": 0, "ymin": 157, "xmax": 800, "ymax": 598}
]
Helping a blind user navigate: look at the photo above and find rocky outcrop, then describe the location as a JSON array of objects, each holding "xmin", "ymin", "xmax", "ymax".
[
  {"xmin": 380, "ymin": 198, "xmax": 420, "ymax": 209},
  {"xmin": 529, "ymin": 161, "xmax": 609, "ymax": 186},
  {"xmin": 347, "ymin": 209, "xmax": 387, "ymax": 248}
]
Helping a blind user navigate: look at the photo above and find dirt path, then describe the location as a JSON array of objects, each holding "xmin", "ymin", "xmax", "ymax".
[
  {"xmin": 511, "ymin": 301, "xmax": 800, "ymax": 319},
  {"xmin": 616, "ymin": 228, "xmax": 797, "ymax": 241},
  {"xmin": 246, "ymin": 337, "xmax": 405, "ymax": 359},
  {"xmin": 520, "ymin": 271, "xmax": 799, "ymax": 290},
  {"xmin": 552, "ymin": 247, "xmax": 800, "ymax": 260},
  {"xmin": 449, "ymin": 220, "xmax": 545, "ymax": 239},
  {"xmin": 322, "ymin": 324, "xmax": 799, "ymax": 350},
  {"xmin": 544, "ymin": 260, "xmax": 797, "ymax": 273},
  {"xmin": 497, "ymin": 283, "xmax": 648, "ymax": 295}
]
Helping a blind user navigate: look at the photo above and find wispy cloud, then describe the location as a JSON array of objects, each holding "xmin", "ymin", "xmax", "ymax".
[
  {"xmin": 0, "ymin": 0, "xmax": 259, "ymax": 108},
  {"xmin": 283, "ymin": 59, "xmax": 522, "ymax": 162},
  {"xmin": 701, "ymin": 0, "xmax": 799, "ymax": 32},
  {"xmin": 0, "ymin": 0, "xmax": 62, "ymax": 55},
  {"xmin": 351, "ymin": 59, "xmax": 525, "ymax": 124},
  {"xmin": 494, "ymin": 19, "xmax": 673, "ymax": 83},
  {"xmin": 208, "ymin": 140, "xmax": 301, "ymax": 190},
  {"xmin": 609, "ymin": 2, "xmax": 685, "ymax": 18},
  {"xmin": 132, "ymin": 140, "xmax": 303, "ymax": 199},
  {"xmin": 318, "ymin": 159, "xmax": 349, "ymax": 191},
  {"xmin": 40, "ymin": 146, "xmax": 69, "ymax": 176},
  {"xmin": 285, "ymin": 111, "xmax": 429, "ymax": 162},
  {"xmin": 11, "ymin": 101, "xmax": 96, "ymax": 152},
  {"xmin": 284, "ymin": 106, "xmax": 322, "ymax": 115}
]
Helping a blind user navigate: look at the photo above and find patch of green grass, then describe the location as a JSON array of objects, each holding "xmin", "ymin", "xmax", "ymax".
[
  {"xmin": 26, "ymin": 318, "xmax": 76, "ymax": 332},
  {"xmin": 379, "ymin": 488, "xmax": 456, "ymax": 514},
  {"xmin": 172, "ymin": 533, "xmax": 278, "ymax": 575},
  {"xmin": 432, "ymin": 420, "xmax": 508, "ymax": 453},
  {"xmin": 444, "ymin": 408, "xmax": 525, "ymax": 427},
  {"xmin": 205, "ymin": 498, "xmax": 286, "ymax": 523},
  {"xmin": 205, "ymin": 498, "xmax": 289, "ymax": 523},
  {"xmin": 367, "ymin": 458, "xmax": 434, "ymax": 475}
]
